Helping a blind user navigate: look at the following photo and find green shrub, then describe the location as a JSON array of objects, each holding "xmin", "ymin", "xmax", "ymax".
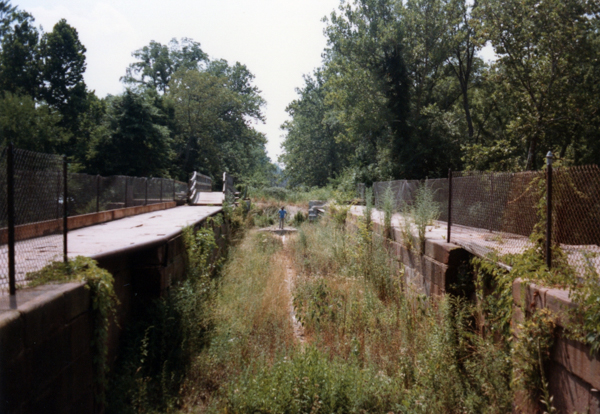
[{"xmin": 224, "ymin": 347, "xmax": 405, "ymax": 413}]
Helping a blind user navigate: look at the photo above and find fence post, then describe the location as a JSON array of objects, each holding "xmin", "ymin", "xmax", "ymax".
[
  {"xmin": 546, "ymin": 152, "xmax": 554, "ymax": 269},
  {"xmin": 447, "ymin": 168, "xmax": 452, "ymax": 244},
  {"xmin": 63, "ymin": 155, "xmax": 68, "ymax": 265},
  {"xmin": 7, "ymin": 142, "xmax": 15, "ymax": 295},
  {"xmin": 160, "ymin": 179, "xmax": 163, "ymax": 202},
  {"xmin": 124, "ymin": 177, "xmax": 129, "ymax": 208},
  {"xmin": 96, "ymin": 175, "xmax": 100, "ymax": 213},
  {"xmin": 145, "ymin": 178, "xmax": 148, "ymax": 206},
  {"xmin": 56, "ymin": 171, "xmax": 61, "ymax": 219}
]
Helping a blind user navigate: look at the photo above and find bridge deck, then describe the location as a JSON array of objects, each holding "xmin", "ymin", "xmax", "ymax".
[
  {"xmin": 3, "ymin": 205, "xmax": 222, "ymax": 288},
  {"xmin": 190, "ymin": 191, "xmax": 225, "ymax": 206}
]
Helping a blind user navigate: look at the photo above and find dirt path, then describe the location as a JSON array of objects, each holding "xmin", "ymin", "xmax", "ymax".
[{"xmin": 279, "ymin": 233, "xmax": 305, "ymax": 345}]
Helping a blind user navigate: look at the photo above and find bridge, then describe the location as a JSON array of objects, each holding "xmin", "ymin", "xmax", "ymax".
[{"xmin": 0, "ymin": 144, "xmax": 240, "ymax": 413}]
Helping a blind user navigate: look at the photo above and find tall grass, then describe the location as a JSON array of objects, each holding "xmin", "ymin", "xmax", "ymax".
[
  {"xmin": 180, "ymin": 231, "xmax": 296, "ymax": 411},
  {"xmin": 189, "ymin": 218, "xmax": 512, "ymax": 413},
  {"xmin": 286, "ymin": 220, "xmax": 513, "ymax": 413}
]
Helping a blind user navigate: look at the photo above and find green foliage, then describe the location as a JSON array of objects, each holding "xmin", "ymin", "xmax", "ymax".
[
  {"xmin": 107, "ymin": 223, "xmax": 223, "ymax": 413},
  {"xmin": 382, "ymin": 183, "xmax": 395, "ymax": 238},
  {"xmin": 39, "ymin": 18, "xmax": 87, "ymax": 134},
  {"xmin": 258, "ymin": 186, "xmax": 289, "ymax": 201},
  {"xmin": 328, "ymin": 201, "xmax": 350, "ymax": 226},
  {"xmin": 224, "ymin": 347, "xmax": 405, "ymax": 413},
  {"xmin": 122, "ymin": 38, "xmax": 208, "ymax": 93},
  {"xmin": 87, "ymin": 89, "xmax": 173, "ymax": 177},
  {"xmin": 363, "ymin": 186, "xmax": 373, "ymax": 231},
  {"xmin": 290, "ymin": 220, "xmax": 513, "ymax": 413},
  {"xmin": 291, "ymin": 210, "xmax": 306, "ymax": 227},
  {"xmin": 167, "ymin": 66, "xmax": 267, "ymax": 182},
  {"xmin": 411, "ymin": 183, "xmax": 441, "ymax": 251},
  {"xmin": 0, "ymin": 92, "xmax": 68, "ymax": 151},
  {"xmin": 512, "ymin": 309, "xmax": 556, "ymax": 411},
  {"xmin": 27, "ymin": 256, "xmax": 118, "ymax": 406},
  {"xmin": 279, "ymin": 70, "xmax": 350, "ymax": 187},
  {"xmin": 249, "ymin": 185, "xmax": 340, "ymax": 206}
]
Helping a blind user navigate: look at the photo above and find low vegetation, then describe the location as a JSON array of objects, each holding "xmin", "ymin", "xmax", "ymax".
[{"xmin": 147, "ymin": 211, "xmax": 513, "ymax": 413}]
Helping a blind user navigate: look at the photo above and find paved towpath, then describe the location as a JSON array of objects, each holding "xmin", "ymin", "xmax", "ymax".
[{"xmin": 1, "ymin": 205, "xmax": 222, "ymax": 291}]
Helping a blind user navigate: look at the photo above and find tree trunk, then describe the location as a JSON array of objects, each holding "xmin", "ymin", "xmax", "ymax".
[{"xmin": 461, "ymin": 85, "xmax": 474, "ymax": 140}]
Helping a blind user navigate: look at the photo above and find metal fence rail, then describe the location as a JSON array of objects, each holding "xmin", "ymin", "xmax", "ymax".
[
  {"xmin": 368, "ymin": 159, "xmax": 600, "ymax": 276},
  {"xmin": 0, "ymin": 145, "xmax": 188, "ymax": 294}
]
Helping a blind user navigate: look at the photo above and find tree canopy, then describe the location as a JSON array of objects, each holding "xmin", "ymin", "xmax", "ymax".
[
  {"xmin": 281, "ymin": 0, "xmax": 600, "ymax": 187},
  {"xmin": 0, "ymin": 1, "xmax": 274, "ymax": 186}
]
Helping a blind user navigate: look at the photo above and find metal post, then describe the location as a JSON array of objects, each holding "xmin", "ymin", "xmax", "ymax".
[
  {"xmin": 96, "ymin": 175, "xmax": 100, "ymax": 213},
  {"xmin": 145, "ymin": 178, "xmax": 148, "ymax": 206},
  {"xmin": 160, "ymin": 179, "xmax": 163, "ymax": 202},
  {"xmin": 63, "ymin": 155, "xmax": 68, "ymax": 264},
  {"xmin": 546, "ymin": 151, "xmax": 553, "ymax": 269},
  {"xmin": 124, "ymin": 177, "xmax": 129, "ymax": 208},
  {"xmin": 57, "ymin": 171, "xmax": 61, "ymax": 219},
  {"xmin": 7, "ymin": 142, "xmax": 15, "ymax": 295},
  {"xmin": 489, "ymin": 174, "xmax": 494, "ymax": 232},
  {"xmin": 447, "ymin": 168, "xmax": 452, "ymax": 244}
]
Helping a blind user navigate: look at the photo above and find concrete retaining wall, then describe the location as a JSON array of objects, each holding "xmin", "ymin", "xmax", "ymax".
[
  {"xmin": 348, "ymin": 209, "xmax": 600, "ymax": 414},
  {"xmin": 0, "ymin": 209, "xmax": 228, "ymax": 414}
]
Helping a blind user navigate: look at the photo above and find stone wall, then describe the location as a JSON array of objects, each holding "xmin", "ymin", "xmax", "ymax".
[
  {"xmin": 348, "ymin": 208, "xmax": 600, "ymax": 414},
  {"xmin": 0, "ymin": 209, "xmax": 228, "ymax": 414}
]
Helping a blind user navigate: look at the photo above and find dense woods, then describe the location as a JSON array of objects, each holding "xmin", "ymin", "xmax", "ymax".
[
  {"xmin": 0, "ymin": 1, "xmax": 275, "ymax": 186},
  {"xmin": 281, "ymin": 0, "xmax": 600, "ymax": 187},
  {"xmin": 2, "ymin": 0, "xmax": 599, "ymax": 190}
]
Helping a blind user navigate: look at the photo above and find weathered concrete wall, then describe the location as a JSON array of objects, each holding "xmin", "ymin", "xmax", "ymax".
[
  {"xmin": 347, "ymin": 212, "xmax": 470, "ymax": 297},
  {"xmin": 0, "ymin": 209, "xmax": 228, "ymax": 414},
  {"xmin": 513, "ymin": 280, "xmax": 600, "ymax": 413},
  {"xmin": 348, "ymin": 208, "xmax": 600, "ymax": 414}
]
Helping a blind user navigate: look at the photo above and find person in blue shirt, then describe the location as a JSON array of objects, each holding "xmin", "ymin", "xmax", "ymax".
[{"xmin": 279, "ymin": 206, "xmax": 287, "ymax": 229}]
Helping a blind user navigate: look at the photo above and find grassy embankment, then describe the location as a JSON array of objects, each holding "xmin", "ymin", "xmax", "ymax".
[{"xmin": 176, "ymin": 213, "xmax": 513, "ymax": 413}]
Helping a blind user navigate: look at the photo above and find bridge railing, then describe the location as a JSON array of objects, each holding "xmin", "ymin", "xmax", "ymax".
[
  {"xmin": 188, "ymin": 171, "xmax": 212, "ymax": 203},
  {"xmin": 366, "ymin": 163, "xmax": 600, "ymax": 277},
  {"xmin": 0, "ymin": 144, "xmax": 188, "ymax": 294}
]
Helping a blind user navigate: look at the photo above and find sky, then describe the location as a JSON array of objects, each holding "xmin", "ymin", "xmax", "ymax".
[{"xmin": 16, "ymin": 0, "xmax": 342, "ymax": 164}]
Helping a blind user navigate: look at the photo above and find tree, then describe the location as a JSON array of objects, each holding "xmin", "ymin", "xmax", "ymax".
[
  {"xmin": 39, "ymin": 19, "xmax": 87, "ymax": 133},
  {"xmin": 281, "ymin": 71, "xmax": 349, "ymax": 187},
  {"xmin": 122, "ymin": 38, "xmax": 208, "ymax": 93},
  {"xmin": 0, "ymin": 92, "xmax": 68, "ymax": 152},
  {"xmin": 0, "ymin": 1, "xmax": 17, "ymax": 42},
  {"xmin": 443, "ymin": 0, "xmax": 480, "ymax": 140},
  {"xmin": 167, "ymin": 68, "xmax": 267, "ymax": 181},
  {"xmin": 0, "ymin": 10, "xmax": 40, "ymax": 98},
  {"xmin": 476, "ymin": 0, "xmax": 598, "ymax": 169},
  {"xmin": 86, "ymin": 89, "xmax": 173, "ymax": 177}
]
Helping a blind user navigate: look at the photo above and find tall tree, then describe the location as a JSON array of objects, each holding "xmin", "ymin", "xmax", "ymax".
[
  {"xmin": 39, "ymin": 19, "xmax": 87, "ymax": 132},
  {"xmin": 281, "ymin": 71, "xmax": 349, "ymax": 187},
  {"xmin": 122, "ymin": 38, "xmax": 208, "ymax": 93},
  {"xmin": 443, "ymin": 0, "xmax": 479, "ymax": 140},
  {"xmin": 86, "ymin": 89, "xmax": 173, "ymax": 177},
  {"xmin": 167, "ymin": 67, "xmax": 266, "ymax": 181},
  {"xmin": 0, "ymin": 1, "xmax": 17, "ymax": 42},
  {"xmin": 0, "ymin": 10, "xmax": 40, "ymax": 98},
  {"xmin": 476, "ymin": 0, "xmax": 597, "ymax": 169}
]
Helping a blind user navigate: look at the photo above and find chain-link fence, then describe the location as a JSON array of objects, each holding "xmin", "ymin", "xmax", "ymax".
[
  {"xmin": 368, "ymin": 165, "xmax": 600, "ymax": 277},
  {"xmin": 0, "ymin": 146, "xmax": 65, "ymax": 293},
  {"xmin": 0, "ymin": 145, "xmax": 189, "ymax": 294}
]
